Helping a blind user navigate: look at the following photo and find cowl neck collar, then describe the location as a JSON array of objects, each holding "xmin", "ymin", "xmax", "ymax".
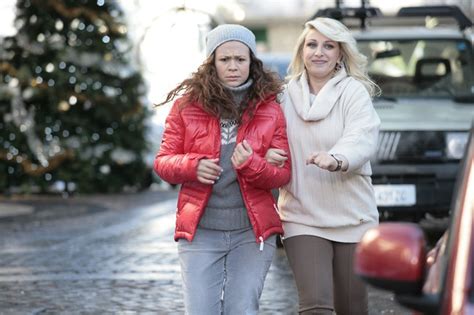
[{"xmin": 287, "ymin": 68, "xmax": 349, "ymax": 121}]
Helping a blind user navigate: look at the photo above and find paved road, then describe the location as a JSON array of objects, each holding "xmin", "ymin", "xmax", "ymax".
[{"xmin": 0, "ymin": 189, "xmax": 411, "ymax": 314}]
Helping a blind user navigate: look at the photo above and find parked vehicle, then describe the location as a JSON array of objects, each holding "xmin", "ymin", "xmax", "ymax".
[
  {"xmin": 354, "ymin": 125, "xmax": 473, "ymax": 314},
  {"xmin": 260, "ymin": 6, "xmax": 474, "ymax": 225}
]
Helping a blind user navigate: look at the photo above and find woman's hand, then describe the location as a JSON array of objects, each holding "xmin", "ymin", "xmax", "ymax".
[
  {"xmin": 265, "ymin": 148, "xmax": 288, "ymax": 168},
  {"xmin": 306, "ymin": 152, "xmax": 338, "ymax": 171},
  {"xmin": 197, "ymin": 158, "xmax": 222, "ymax": 184},
  {"xmin": 231, "ymin": 140, "xmax": 253, "ymax": 168}
]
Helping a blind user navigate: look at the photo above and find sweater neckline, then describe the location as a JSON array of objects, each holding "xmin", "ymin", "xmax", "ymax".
[{"xmin": 287, "ymin": 68, "xmax": 348, "ymax": 121}]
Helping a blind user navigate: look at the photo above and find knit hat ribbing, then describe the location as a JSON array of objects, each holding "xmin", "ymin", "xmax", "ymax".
[{"xmin": 206, "ymin": 24, "xmax": 257, "ymax": 57}]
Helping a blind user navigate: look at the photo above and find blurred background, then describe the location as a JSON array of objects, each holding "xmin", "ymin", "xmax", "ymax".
[{"xmin": 0, "ymin": 0, "xmax": 472, "ymax": 195}]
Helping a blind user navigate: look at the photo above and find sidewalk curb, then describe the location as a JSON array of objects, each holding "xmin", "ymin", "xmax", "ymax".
[{"xmin": 0, "ymin": 204, "xmax": 34, "ymax": 218}]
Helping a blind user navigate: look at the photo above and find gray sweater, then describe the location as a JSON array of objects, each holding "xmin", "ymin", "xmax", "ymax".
[{"xmin": 198, "ymin": 80, "xmax": 253, "ymax": 230}]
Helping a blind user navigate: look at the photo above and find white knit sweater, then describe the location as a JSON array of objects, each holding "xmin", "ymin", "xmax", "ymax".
[{"xmin": 278, "ymin": 68, "xmax": 381, "ymax": 243}]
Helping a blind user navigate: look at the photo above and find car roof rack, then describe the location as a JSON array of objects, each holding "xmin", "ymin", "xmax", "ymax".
[
  {"xmin": 397, "ymin": 6, "xmax": 473, "ymax": 30},
  {"xmin": 310, "ymin": 5, "xmax": 473, "ymax": 31},
  {"xmin": 310, "ymin": 7, "xmax": 383, "ymax": 29}
]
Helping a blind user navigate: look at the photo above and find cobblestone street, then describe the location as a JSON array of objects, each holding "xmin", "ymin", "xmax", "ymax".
[{"xmin": 0, "ymin": 189, "xmax": 411, "ymax": 314}]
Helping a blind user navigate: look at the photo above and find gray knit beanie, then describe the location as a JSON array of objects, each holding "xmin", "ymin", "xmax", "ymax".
[{"xmin": 206, "ymin": 24, "xmax": 257, "ymax": 57}]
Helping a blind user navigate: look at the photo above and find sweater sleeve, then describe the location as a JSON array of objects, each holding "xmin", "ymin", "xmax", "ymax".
[
  {"xmin": 329, "ymin": 83, "xmax": 380, "ymax": 173},
  {"xmin": 235, "ymin": 107, "xmax": 291, "ymax": 189},
  {"xmin": 153, "ymin": 100, "xmax": 210, "ymax": 184}
]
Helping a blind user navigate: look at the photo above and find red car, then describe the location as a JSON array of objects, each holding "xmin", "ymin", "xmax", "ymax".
[{"xmin": 355, "ymin": 126, "xmax": 474, "ymax": 315}]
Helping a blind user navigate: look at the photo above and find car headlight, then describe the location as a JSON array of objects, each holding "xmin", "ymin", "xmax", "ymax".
[{"xmin": 446, "ymin": 132, "xmax": 469, "ymax": 159}]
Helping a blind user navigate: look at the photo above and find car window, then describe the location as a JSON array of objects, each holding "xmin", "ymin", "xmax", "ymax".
[
  {"xmin": 357, "ymin": 39, "xmax": 474, "ymax": 98},
  {"xmin": 259, "ymin": 54, "xmax": 291, "ymax": 81}
]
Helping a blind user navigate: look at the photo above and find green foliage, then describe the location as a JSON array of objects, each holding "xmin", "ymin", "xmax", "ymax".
[{"xmin": 0, "ymin": 0, "xmax": 150, "ymax": 193}]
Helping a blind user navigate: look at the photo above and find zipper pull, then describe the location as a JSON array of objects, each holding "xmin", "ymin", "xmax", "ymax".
[{"xmin": 259, "ymin": 236, "xmax": 264, "ymax": 251}]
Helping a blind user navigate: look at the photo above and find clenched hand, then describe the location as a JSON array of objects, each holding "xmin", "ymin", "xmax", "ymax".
[
  {"xmin": 197, "ymin": 158, "xmax": 222, "ymax": 184},
  {"xmin": 231, "ymin": 140, "xmax": 253, "ymax": 168}
]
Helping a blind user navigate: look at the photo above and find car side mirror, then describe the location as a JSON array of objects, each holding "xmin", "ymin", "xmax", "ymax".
[{"xmin": 354, "ymin": 223, "xmax": 427, "ymax": 295}]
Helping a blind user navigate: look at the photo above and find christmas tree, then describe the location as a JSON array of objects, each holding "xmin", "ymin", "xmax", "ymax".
[{"xmin": 0, "ymin": 0, "xmax": 150, "ymax": 194}]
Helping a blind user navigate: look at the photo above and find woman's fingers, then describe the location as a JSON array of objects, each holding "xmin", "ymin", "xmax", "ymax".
[
  {"xmin": 230, "ymin": 154, "xmax": 239, "ymax": 168},
  {"xmin": 232, "ymin": 141, "xmax": 253, "ymax": 167},
  {"xmin": 197, "ymin": 158, "xmax": 222, "ymax": 184},
  {"xmin": 267, "ymin": 148, "xmax": 287, "ymax": 161},
  {"xmin": 266, "ymin": 148, "xmax": 288, "ymax": 167},
  {"xmin": 306, "ymin": 152, "xmax": 337, "ymax": 171},
  {"xmin": 201, "ymin": 159, "xmax": 222, "ymax": 173},
  {"xmin": 241, "ymin": 140, "xmax": 253, "ymax": 153},
  {"xmin": 306, "ymin": 153, "xmax": 317, "ymax": 165},
  {"xmin": 272, "ymin": 148, "xmax": 288, "ymax": 157}
]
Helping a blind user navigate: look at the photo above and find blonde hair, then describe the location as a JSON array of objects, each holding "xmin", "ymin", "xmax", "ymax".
[{"xmin": 288, "ymin": 17, "xmax": 380, "ymax": 97}]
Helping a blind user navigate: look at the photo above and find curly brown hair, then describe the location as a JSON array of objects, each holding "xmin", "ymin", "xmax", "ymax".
[{"xmin": 155, "ymin": 52, "xmax": 283, "ymax": 122}]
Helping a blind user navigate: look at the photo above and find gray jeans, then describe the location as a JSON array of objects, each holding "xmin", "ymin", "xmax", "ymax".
[{"xmin": 178, "ymin": 227, "xmax": 276, "ymax": 315}]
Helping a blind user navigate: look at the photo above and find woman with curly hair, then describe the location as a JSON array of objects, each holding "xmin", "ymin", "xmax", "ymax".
[{"xmin": 154, "ymin": 24, "xmax": 291, "ymax": 314}]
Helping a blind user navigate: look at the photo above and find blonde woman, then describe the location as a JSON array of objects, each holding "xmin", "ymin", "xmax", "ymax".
[{"xmin": 266, "ymin": 17, "xmax": 380, "ymax": 314}]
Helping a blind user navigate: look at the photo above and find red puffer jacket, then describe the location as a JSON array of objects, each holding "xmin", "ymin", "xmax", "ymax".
[{"xmin": 154, "ymin": 95, "xmax": 291, "ymax": 244}]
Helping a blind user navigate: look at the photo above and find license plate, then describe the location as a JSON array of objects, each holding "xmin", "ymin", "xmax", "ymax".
[{"xmin": 373, "ymin": 184, "xmax": 416, "ymax": 206}]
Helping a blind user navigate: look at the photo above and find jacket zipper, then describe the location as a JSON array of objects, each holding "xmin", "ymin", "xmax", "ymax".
[
  {"xmin": 195, "ymin": 118, "xmax": 221, "ymax": 229},
  {"xmin": 235, "ymin": 118, "xmax": 264, "ymax": 247}
]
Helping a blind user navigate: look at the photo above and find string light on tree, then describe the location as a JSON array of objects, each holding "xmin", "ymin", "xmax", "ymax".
[{"xmin": 0, "ymin": 0, "xmax": 150, "ymax": 193}]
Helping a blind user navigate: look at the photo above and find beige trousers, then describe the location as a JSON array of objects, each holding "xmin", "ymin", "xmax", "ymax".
[{"xmin": 284, "ymin": 235, "xmax": 368, "ymax": 315}]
